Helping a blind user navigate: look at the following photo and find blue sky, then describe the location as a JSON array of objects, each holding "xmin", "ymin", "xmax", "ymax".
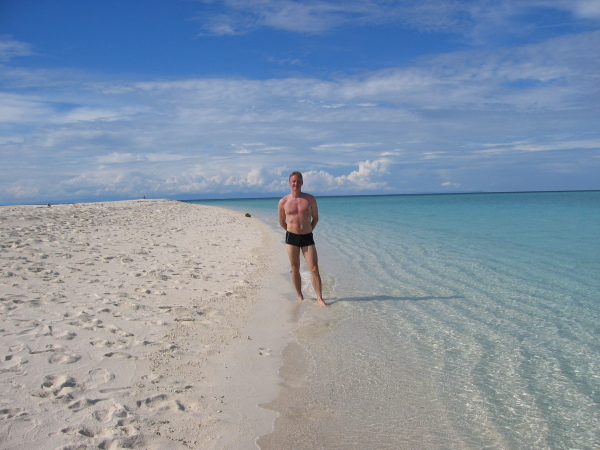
[{"xmin": 1, "ymin": 0, "xmax": 599, "ymax": 204}]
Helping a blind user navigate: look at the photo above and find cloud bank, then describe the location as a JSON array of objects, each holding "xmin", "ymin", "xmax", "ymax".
[{"xmin": 1, "ymin": 0, "xmax": 599, "ymax": 204}]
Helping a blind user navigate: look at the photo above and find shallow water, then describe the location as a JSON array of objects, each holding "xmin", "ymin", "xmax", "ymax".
[{"xmin": 190, "ymin": 192, "xmax": 600, "ymax": 448}]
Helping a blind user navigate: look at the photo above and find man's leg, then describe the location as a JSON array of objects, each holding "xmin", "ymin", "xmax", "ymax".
[
  {"xmin": 302, "ymin": 245, "xmax": 329, "ymax": 307},
  {"xmin": 287, "ymin": 244, "xmax": 304, "ymax": 301}
]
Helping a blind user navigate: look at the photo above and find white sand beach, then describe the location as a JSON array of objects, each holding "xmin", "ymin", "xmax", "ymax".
[{"xmin": 0, "ymin": 199, "xmax": 295, "ymax": 449}]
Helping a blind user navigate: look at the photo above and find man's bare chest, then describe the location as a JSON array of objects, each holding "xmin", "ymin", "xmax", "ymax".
[{"xmin": 285, "ymin": 198, "xmax": 310, "ymax": 215}]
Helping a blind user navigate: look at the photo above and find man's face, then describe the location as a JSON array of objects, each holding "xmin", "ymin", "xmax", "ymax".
[{"xmin": 289, "ymin": 175, "xmax": 303, "ymax": 191}]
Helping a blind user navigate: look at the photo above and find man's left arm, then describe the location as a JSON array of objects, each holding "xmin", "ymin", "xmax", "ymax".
[{"xmin": 310, "ymin": 196, "xmax": 319, "ymax": 230}]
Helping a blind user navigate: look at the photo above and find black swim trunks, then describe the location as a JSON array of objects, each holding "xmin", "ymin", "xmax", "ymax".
[{"xmin": 285, "ymin": 231, "xmax": 315, "ymax": 247}]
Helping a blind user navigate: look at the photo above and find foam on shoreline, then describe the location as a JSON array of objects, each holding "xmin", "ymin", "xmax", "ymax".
[{"xmin": 0, "ymin": 199, "xmax": 296, "ymax": 449}]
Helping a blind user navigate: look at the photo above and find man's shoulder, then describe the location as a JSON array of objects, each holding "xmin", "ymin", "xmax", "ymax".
[{"xmin": 301, "ymin": 192, "xmax": 316, "ymax": 202}]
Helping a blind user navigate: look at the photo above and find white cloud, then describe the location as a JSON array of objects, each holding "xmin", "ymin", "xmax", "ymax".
[
  {"xmin": 204, "ymin": 16, "xmax": 239, "ymax": 36},
  {"xmin": 198, "ymin": 0, "xmax": 359, "ymax": 35},
  {"xmin": 344, "ymin": 159, "xmax": 391, "ymax": 188},
  {"xmin": 441, "ymin": 181, "xmax": 461, "ymax": 188},
  {"xmin": 1, "ymin": 14, "xmax": 599, "ymax": 203},
  {"xmin": 95, "ymin": 153, "xmax": 188, "ymax": 164},
  {"xmin": 58, "ymin": 106, "xmax": 145, "ymax": 124},
  {"xmin": 334, "ymin": 30, "xmax": 600, "ymax": 110},
  {"xmin": 304, "ymin": 159, "xmax": 391, "ymax": 192},
  {"xmin": 0, "ymin": 39, "xmax": 33, "ymax": 62},
  {"xmin": 146, "ymin": 153, "xmax": 188, "ymax": 162},
  {"xmin": 0, "ymin": 93, "xmax": 54, "ymax": 123},
  {"xmin": 472, "ymin": 139, "xmax": 600, "ymax": 155},
  {"xmin": 95, "ymin": 153, "xmax": 141, "ymax": 164},
  {"xmin": 196, "ymin": 0, "xmax": 600, "ymax": 38},
  {"xmin": 197, "ymin": 0, "xmax": 480, "ymax": 35},
  {"xmin": 421, "ymin": 152, "xmax": 449, "ymax": 160},
  {"xmin": 557, "ymin": 0, "xmax": 600, "ymax": 20},
  {"xmin": 7, "ymin": 183, "xmax": 39, "ymax": 199},
  {"xmin": 312, "ymin": 142, "xmax": 377, "ymax": 151}
]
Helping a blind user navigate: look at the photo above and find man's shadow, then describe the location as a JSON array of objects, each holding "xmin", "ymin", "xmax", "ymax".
[{"xmin": 328, "ymin": 295, "xmax": 463, "ymax": 305}]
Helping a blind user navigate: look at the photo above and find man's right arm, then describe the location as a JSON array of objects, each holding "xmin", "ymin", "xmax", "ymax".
[{"xmin": 278, "ymin": 198, "xmax": 288, "ymax": 231}]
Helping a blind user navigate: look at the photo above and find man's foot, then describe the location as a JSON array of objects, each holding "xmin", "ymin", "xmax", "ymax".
[
  {"xmin": 317, "ymin": 298, "xmax": 330, "ymax": 307},
  {"xmin": 297, "ymin": 294, "xmax": 304, "ymax": 302}
]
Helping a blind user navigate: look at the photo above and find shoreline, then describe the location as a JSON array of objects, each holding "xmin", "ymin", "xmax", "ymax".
[{"xmin": 0, "ymin": 199, "xmax": 297, "ymax": 449}]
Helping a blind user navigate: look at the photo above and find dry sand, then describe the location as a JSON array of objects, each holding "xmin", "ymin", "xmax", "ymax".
[{"xmin": 0, "ymin": 199, "xmax": 296, "ymax": 449}]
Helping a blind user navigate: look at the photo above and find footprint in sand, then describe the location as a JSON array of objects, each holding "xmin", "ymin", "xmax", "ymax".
[
  {"xmin": 82, "ymin": 318, "xmax": 104, "ymax": 331},
  {"xmin": 60, "ymin": 424, "xmax": 102, "ymax": 438},
  {"xmin": 89, "ymin": 338, "xmax": 117, "ymax": 348},
  {"xmin": 9, "ymin": 343, "xmax": 25, "ymax": 352},
  {"xmin": 106, "ymin": 325, "xmax": 133, "ymax": 337},
  {"xmin": 68, "ymin": 397, "xmax": 104, "ymax": 412},
  {"xmin": 14, "ymin": 319, "xmax": 43, "ymax": 335},
  {"xmin": 140, "ymin": 373, "xmax": 163, "ymax": 384},
  {"xmin": 41, "ymin": 374, "xmax": 77, "ymax": 391},
  {"xmin": 136, "ymin": 394, "xmax": 185, "ymax": 412},
  {"xmin": 0, "ymin": 408, "xmax": 27, "ymax": 420},
  {"xmin": 87, "ymin": 367, "xmax": 115, "ymax": 384},
  {"xmin": 92, "ymin": 401, "xmax": 129, "ymax": 423},
  {"xmin": 53, "ymin": 330, "xmax": 77, "ymax": 340},
  {"xmin": 104, "ymin": 433, "xmax": 145, "ymax": 449},
  {"xmin": 258, "ymin": 347, "xmax": 272, "ymax": 356},
  {"xmin": 0, "ymin": 354, "xmax": 27, "ymax": 374},
  {"xmin": 103, "ymin": 351, "xmax": 134, "ymax": 359},
  {"xmin": 48, "ymin": 352, "xmax": 81, "ymax": 364},
  {"xmin": 34, "ymin": 374, "xmax": 79, "ymax": 400}
]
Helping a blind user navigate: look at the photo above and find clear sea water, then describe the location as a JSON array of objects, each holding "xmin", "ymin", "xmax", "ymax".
[{"xmin": 189, "ymin": 191, "xmax": 600, "ymax": 449}]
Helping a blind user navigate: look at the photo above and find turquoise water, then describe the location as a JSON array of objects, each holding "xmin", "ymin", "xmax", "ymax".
[{"xmin": 189, "ymin": 192, "xmax": 600, "ymax": 448}]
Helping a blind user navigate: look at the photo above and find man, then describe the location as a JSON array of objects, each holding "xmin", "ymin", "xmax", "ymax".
[{"xmin": 278, "ymin": 171, "xmax": 329, "ymax": 307}]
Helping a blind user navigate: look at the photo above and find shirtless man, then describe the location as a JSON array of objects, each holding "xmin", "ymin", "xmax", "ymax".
[{"xmin": 278, "ymin": 171, "xmax": 329, "ymax": 307}]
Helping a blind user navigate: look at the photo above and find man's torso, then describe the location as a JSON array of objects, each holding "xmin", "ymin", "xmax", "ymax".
[{"xmin": 282, "ymin": 194, "xmax": 313, "ymax": 234}]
